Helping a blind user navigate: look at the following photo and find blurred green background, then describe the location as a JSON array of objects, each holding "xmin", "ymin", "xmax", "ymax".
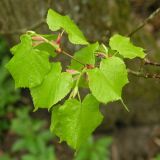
[{"xmin": 0, "ymin": 0, "xmax": 160, "ymax": 160}]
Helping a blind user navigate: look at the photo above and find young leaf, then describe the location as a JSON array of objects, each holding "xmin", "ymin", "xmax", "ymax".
[
  {"xmin": 70, "ymin": 42, "xmax": 99, "ymax": 71},
  {"xmin": 6, "ymin": 34, "xmax": 51, "ymax": 88},
  {"xmin": 47, "ymin": 9, "xmax": 88, "ymax": 45},
  {"xmin": 50, "ymin": 94, "xmax": 103, "ymax": 150},
  {"xmin": 87, "ymin": 56, "xmax": 128, "ymax": 104},
  {"xmin": 109, "ymin": 34, "xmax": 146, "ymax": 59},
  {"xmin": 30, "ymin": 63, "xmax": 73, "ymax": 110}
]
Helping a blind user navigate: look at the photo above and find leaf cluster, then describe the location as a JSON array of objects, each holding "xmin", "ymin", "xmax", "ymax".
[{"xmin": 6, "ymin": 9, "xmax": 146, "ymax": 150}]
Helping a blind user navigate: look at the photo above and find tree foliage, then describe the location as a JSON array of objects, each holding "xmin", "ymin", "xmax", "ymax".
[{"xmin": 6, "ymin": 9, "xmax": 146, "ymax": 150}]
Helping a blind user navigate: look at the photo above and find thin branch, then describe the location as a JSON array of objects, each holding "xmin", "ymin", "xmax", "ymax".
[
  {"xmin": 144, "ymin": 58, "xmax": 160, "ymax": 67},
  {"xmin": 128, "ymin": 68, "xmax": 160, "ymax": 79},
  {"xmin": 61, "ymin": 50, "xmax": 85, "ymax": 66},
  {"xmin": 128, "ymin": 7, "xmax": 160, "ymax": 37},
  {"xmin": 36, "ymin": 35, "xmax": 86, "ymax": 66}
]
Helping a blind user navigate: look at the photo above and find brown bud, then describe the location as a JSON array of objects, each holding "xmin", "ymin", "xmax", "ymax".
[
  {"xmin": 86, "ymin": 64, "xmax": 94, "ymax": 69},
  {"xmin": 32, "ymin": 36, "xmax": 44, "ymax": 41}
]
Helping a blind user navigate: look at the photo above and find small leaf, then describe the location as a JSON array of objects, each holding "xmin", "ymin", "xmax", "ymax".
[
  {"xmin": 6, "ymin": 34, "xmax": 51, "ymax": 88},
  {"xmin": 47, "ymin": 9, "xmax": 88, "ymax": 45},
  {"xmin": 70, "ymin": 42, "xmax": 99, "ymax": 71},
  {"xmin": 30, "ymin": 63, "xmax": 73, "ymax": 109},
  {"xmin": 109, "ymin": 34, "xmax": 146, "ymax": 59},
  {"xmin": 87, "ymin": 56, "xmax": 128, "ymax": 103},
  {"xmin": 51, "ymin": 94, "xmax": 103, "ymax": 150}
]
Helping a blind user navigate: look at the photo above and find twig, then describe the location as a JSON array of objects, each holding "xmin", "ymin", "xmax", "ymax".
[
  {"xmin": 61, "ymin": 50, "xmax": 85, "ymax": 66},
  {"xmin": 128, "ymin": 68, "xmax": 160, "ymax": 79},
  {"xmin": 36, "ymin": 35, "xmax": 86, "ymax": 66},
  {"xmin": 144, "ymin": 58, "xmax": 160, "ymax": 67},
  {"xmin": 128, "ymin": 7, "xmax": 160, "ymax": 37}
]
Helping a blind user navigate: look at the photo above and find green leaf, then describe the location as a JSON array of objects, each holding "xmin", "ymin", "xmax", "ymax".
[
  {"xmin": 30, "ymin": 63, "xmax": 73, "ymax": 110},
  {"xmin": 0, "ymin": 154, "xmax": 11, "ymax": 160},
  {"xmin": 22, "ymin": 146, "xmax": 56, "ymax": 160},
  {"xmin": 109, "ymin": 34, "xmax": 146, "ymax": 59},
  {"xmin": 11, "ymin": 34, "xmax": 32, "ymax": 55},
  {"xmin": 51, "ymin": 94, "xmax": 103, "ymax": 150},
  {"xmin": 75, "ymin": 136, "xmax": 112, "ymax": 160},
  {"xmin": 34, "ymin": 42, "xmax": 56, "ymax": 57},
  {"xmin": 22, "ymin": 155, "xmax": 36, "ymax": 160},
  {"xmin": 6, "ymin": 34, "xmax": 51, "ymax": 88},
  {"xmin": 47, "ymin": 9, "xmax": 88, "ymax": 45},
  {"xmin": 70, "ymin": 42, "xmax": 99, "ymax": 71},
  {"xmin": 87, "ymin": 56, "xmax": 128, "ymax": 104},
  {"xmin": 12, "ymin": 139, "xmax": 26, "ymax": 152}
]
